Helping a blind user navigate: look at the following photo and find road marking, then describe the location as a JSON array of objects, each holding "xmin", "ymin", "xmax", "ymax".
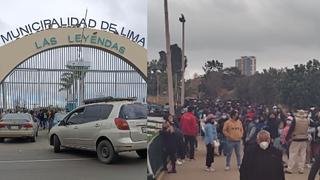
[{"xmin": 0, "ymin": 158, "xmax": 95, "ymax": 163}]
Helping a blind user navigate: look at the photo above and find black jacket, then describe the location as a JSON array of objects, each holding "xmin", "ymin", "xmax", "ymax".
[
  {"xmin": 266, "ymin": 118, "xmax": 281, "ymax": 139},
  {"xmin": 160, "ymin": 126, "xmax": 178, "ymax": 154},
  {"xmin": 308, "ymin": 156, "xmax": 320, "ymax": 180},
  {"xmin": 240, "ymin": 144, "xmax": 285, "ymax": 180}
]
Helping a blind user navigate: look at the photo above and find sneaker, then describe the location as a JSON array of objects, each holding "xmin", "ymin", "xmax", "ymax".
[
  {"xmin": 176, "ymin": 160, "xmax": 182, "ymax": 166},
  {"xmin": 205, "ymin": 167, "xmax": 215, "ymax": 172},
  {"xmin": 205, "ymin": 167, "xmax": 211, "ymax": 172},
  {"xmin": 284, "ymin": 170, "xmax": 292, "ymax": 174},
  {"xmin": 298, "ymin": 169, "xmax": 304, "ymax": 174},
  {"xmin": 225, "ymin": 166, "xmax": 230, "ymax": 171}
]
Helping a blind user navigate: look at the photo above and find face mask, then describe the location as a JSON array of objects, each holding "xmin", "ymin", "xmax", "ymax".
[
  {"xmin": 286, "ymin": 121, "xmax": 292, "ymax": 125},
  {"xmin": 259, "ymin": 141, "xmax": 269, "ymax": 150}
]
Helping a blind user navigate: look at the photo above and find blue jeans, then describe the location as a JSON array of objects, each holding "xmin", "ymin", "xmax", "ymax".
[{"xmin": 226, "ymin": 140, "xmax": 241, "ymax": 167}]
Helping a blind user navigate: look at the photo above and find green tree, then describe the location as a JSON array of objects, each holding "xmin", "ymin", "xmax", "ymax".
[
  {"xmin": 202, "ymin": 59, "xmax": 224, "ymax": 74},
  {"xmin": 59, "ymin": 72, "xmax": 74, "ymax": 102}
]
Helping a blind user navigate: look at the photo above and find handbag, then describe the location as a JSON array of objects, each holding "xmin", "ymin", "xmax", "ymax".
[{"xmin": 213, "ymin": 140, "xmax": 220, "ymax": 148}]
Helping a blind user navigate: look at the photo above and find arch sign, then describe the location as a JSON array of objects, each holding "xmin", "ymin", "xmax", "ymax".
[{"xmin": 0, "ymin": 25, "xmax": 147, "ymax": 83}]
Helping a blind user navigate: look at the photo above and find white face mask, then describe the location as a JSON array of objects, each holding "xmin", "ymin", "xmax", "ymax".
[{"xmin": 259, "ymin": 141, "xmax": 269, "ymax": 150}]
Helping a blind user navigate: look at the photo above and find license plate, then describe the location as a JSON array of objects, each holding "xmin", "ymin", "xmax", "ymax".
[
  {"xmin": 141, "ymin": 127, "xmax": 147, "ymax": 133},
  {"xmin": 10, "ymin": 126, "xmax": 19, "ymax": 130}
]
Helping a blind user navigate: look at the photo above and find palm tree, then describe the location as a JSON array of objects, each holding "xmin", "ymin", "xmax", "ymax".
[{"xmin": 59, "ymin": 72, "xmax": 74, "ymax": 102}]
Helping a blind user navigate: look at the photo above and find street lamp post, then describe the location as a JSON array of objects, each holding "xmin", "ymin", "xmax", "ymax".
[
  {"xmin": 164, "ymin": 0, "xmax": 175, "ymax": 115},
  {"xmin": 179, "ymin": 14, "xmax": 186, "ymax": 107}
]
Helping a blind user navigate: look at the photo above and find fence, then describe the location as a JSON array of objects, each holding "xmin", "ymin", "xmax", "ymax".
[
  {"xmin": 147, "ymin": 116, "xmax": 165, "ymax": 180},
  {"xmin": 147, "ymin": 133, "xmax": 164, "ymax": 180},
  {"xmin": 0, "ymin": 46, "xmax": 147, "ymax": 109}
]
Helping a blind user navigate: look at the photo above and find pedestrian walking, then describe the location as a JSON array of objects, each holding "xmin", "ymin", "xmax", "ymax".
[
  {"xmin": 223, "ymin": 110, "xmax": 243, "ymax": 170},
  {"xmin": 180, "ymin": 106, "xmax": 198, "ymax": 160},
  {"xmin": 240, "ymin": 130, "xmax": 285, "ymax": 180},
  {"xmin": 48, "ymin": 110, "xmax": 54, "ymax": 132},
  {"xmin": 285, "ymin": 110, "xmax": 309, "ymax": 174},
  {"xmin": 204, "ymin": 114, "xmax": 218, "ymax": 172}
]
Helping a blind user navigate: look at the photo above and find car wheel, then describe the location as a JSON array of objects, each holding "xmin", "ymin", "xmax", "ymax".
[
  {"xmin": 136, "ymin": 149, "xmax": 147, "ymax": 159},
  {"xmin": 0, "ymin": 138, "xmax": 4, "ymax": 143},
  {"xmin": 96, "ymin": 140, "xmax": 117, "ymax": 164},
  {"xmin": 53, "ymin": 135, "xmax": 61, "ymax": 153}
]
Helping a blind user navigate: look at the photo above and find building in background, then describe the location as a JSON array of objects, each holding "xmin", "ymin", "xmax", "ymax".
[{"xmin": 235, "ymin": 56, "xmax": 257, "ymax": 76}]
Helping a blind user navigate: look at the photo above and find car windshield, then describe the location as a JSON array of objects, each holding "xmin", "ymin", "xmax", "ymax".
[
  {"xmin": 120, "ymin": 104, "xmax": 147, "ymax": 120},
  {"xmin": 1, "ymin": 113, "xmax": 31, "ymax": 122}
]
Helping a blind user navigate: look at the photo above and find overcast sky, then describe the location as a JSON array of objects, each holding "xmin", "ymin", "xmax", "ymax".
[
  {"xmin": 148, "ymin": 0, "xmax": 320, "ymax": 79},
  {"xmin": 0, "ymin": 0, "xmax": 146, "ymax": 46}
]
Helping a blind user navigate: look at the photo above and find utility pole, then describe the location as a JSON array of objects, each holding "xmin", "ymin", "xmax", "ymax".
[
  {"xmin": 164, "ymin": 0, "xmax": 175, "ymax": 115},
  {"xmin": 179, "ymin": 14, "xmax": 186, "ymax": 107}
]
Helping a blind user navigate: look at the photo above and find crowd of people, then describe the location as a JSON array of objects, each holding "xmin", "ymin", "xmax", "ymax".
[
  {"xmin": 160, "ymin": 99, "xmax": 320, "ymax": 179},
  {"xmin": 1, "ymin": 108, "xmax": 64, "ymax": 131}
]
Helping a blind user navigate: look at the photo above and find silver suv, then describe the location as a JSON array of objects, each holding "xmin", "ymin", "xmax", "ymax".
[{"xmin": 49, "ymin": 98, "xmax": 147, "ymax": 164}]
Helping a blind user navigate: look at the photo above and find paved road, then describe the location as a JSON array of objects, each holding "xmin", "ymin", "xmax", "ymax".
[
  {"xmin": 161, "ymin": 138, "xmax": 310, "ymax": 180},
  {"xmin": 0, "ymin": 130, "xmax": 145, "ymax": 180}
]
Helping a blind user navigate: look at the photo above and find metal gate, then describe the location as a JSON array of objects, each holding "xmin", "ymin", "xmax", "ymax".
[{"xmin": 0, "ymin": 46, "xmax": 146, "ymax": 109}]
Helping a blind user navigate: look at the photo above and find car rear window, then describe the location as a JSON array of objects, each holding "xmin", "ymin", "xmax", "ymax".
[
  {"xmin": 119, "ymin": 104, "xmax": 147, "ymax": 120},
  {"xmin": 1, "ymin": 113, "xmax": 31, "ymax": 122}
]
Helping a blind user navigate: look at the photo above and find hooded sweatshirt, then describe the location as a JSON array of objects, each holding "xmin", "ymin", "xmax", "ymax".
[
  {"xmin": 223, "ymin": 118, "xmax": 244, "ymax": 141},
  {"xmin": 180, "ymin": 112, "xmax": 198, "ymax": 136}
]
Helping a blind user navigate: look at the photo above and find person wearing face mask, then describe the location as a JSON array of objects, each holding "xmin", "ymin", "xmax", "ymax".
[
  {"xmin": 280, "ymin": 116, "xmax": 293, "ymax": 155},
  {"xmin": 217, "ymin": 112, "xmax": 229, "ymax": 156},
  {"xmin": 223, "ymin": 110, "xmax": 244, "ymax": 171},
  {"xmin": 204, "ymin": 114, "xmax": 218, "ymax": 172},
  {"xmin": 285, "ymin": 110, "xmax": 309, "ymax": 174},
  {"xmin": 240, "ymin": 130, "xmax": 285, "ymax": 180},
  {"xmin": 244, "ymin": 115, "xmax": 267, "ymax": 152}
]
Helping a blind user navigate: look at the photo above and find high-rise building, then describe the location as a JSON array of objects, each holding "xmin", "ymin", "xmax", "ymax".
[{"xmin": 235, "ymin": 56, "xmax": 256, "ymax": 76}]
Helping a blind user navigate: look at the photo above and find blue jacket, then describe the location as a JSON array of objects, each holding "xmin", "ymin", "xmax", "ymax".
[{"xmin": 204, "ymin": 123, "xmax": 218, "ymax": 145}]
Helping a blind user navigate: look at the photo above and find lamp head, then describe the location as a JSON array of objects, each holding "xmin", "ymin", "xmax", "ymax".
[{"xmin": 179, "ymin": 14, "xmax": 186, "ymax": 23}]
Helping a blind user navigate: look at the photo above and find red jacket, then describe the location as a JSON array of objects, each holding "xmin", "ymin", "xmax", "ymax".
[{"xmin": 180, "ymin": 112, "xmax": 197, "ymax": 136}]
